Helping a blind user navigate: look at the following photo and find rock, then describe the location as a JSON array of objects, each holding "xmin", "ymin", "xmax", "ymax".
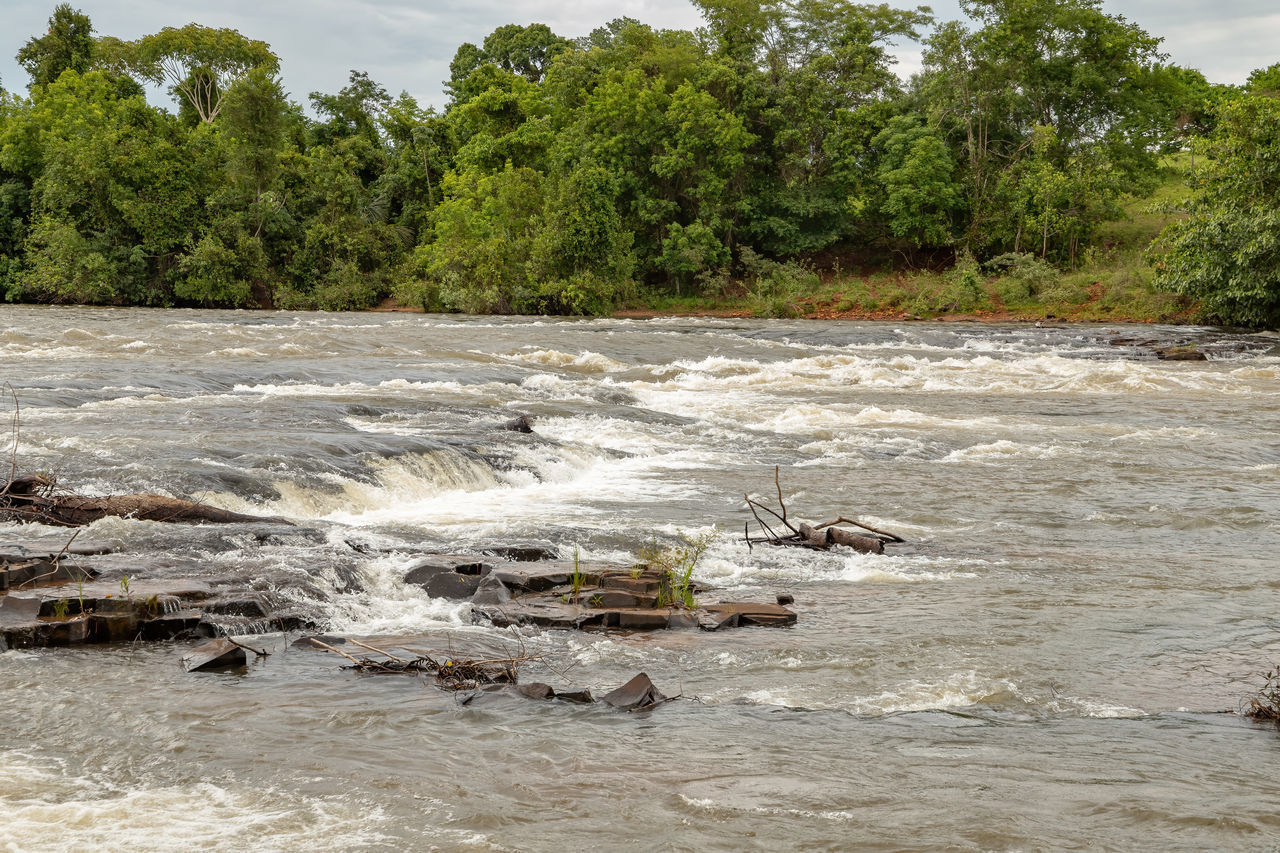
[
  {"xmin": 615, "ymin": 609, "xmax": 673, "ymax": 630},
  {"xmin": 481, "ymin": 544, "xmax": 558, "ymax": 563},
  {"xmin": 554, "ymin": 688, "xmax": 594, "ymax": 704},
  {"xmin": 1155, "ymin": 346, "xmax": 1207, "ymax": 361},
  {"xmin": 88, "ymin": 613, "xmax": 140, "ymax": 643},
  {"xmin": 46, "ymin": 617, "xmax": 90, "ymax": 645},
  {"xmin": 472, "ymin": 600, "xmax": 605, "ymax": 630},
  {"xmin": 666, "ymin": 611, "xmax": 699, "ymax": 630},
  {"xmin": 697, "ymin": 609, "xmax": 739, "ymax": 631},
  {"xmin": 776, "ymin": 593, "xmax": 795, "ymax": 606},
  {"xmin": 0, "ymin": 594, "xmax": 42, "ymax": 623},
  {"xmin": 491, "ymin": 563, "xmax": 574, "ymax": 593},
  {"xmin": 404, "ymin": 560, "xmax": 483, "ymax": 600},
  {"xmin": 502, "ymin": 414, "xmax": 535, "ymax": 433},
  {"xmin": 703, "ymin": 601, "xmax": 797, "ymax": 628},
  {"xmin": 403, "ymin": 556, "xmax": 491, "ymax": 583},
  {"xmin": 0, "ymin": 559, "xmax": 97, "ymax": 591},
  {"xmin": 0, "ymin": 634, "xmax": 7, "ymax": 653},
  {"xmin": 292, "ymin": 634, "xmax": 347, "ymax": 650},
  {"xmin": 587, "ymin": 590, "xmax": 656, "ymax": 608},
  {"xmin": 600, "ymin": 574, "xmax": 662, "ymax": 594},
  {"xmin": 138, "ymin": 610, "xmax": 204, "ymax": 641},
  {"xmin": 514, "ymin": 682, "xmax": 555, "ymax": 700},
  {"xmin": 600, "ymin": 673, "xmax": 668, "ymax": 711},
  {"xmin": 181, "ymin": 638, "xmax": 247, "ymax": 672},
  {"xmin": 470, "ymin": 574, "xmax": 512, "ymax": 605}
]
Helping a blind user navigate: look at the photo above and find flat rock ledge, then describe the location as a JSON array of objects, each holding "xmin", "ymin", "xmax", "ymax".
[
  {"xmin": 0, "ymin": 549, "xmax": 314, "ymax": 650},
  {"xmin": 403, "ymin": 554, "xmax": 796, "ymax": 632}
]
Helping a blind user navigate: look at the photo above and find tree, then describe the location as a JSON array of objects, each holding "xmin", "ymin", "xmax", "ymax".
[
  {"xmin": 530, "ymin": 162, "xmax": 635, "ymax": 313},
  {"xmin": 309, "ymin": 70, "xmax": 390, "ymax": 146},
  {"xmin": 117, "ymin": 25, "xmax": 278, "ymax": 122},
  {"xmin": 1246, "ymin": 63, "xmax": 1280, "ymax": 96},
  {"xmin": 414, "ymin": 165, "xmax": 544, "ymax": 313},
  {"xmin": 482, "ymin": 24, "xmax": 571, "ymax": 83},
  {"xmin": 1152, "ymin": 94, "xmax": 1280, "ymax": 328},
  {"xmin": 16, "ymin": 4, "xmax": 94, "ymax": 90},
  {"xmin": 0, "ymin": 71, "xmax": 205, "ymax": 304},
  {"xmin": 918, "ymin": 0, "xmax": 1165, "ymax": 259},
  {"xmin": 872, "ymin": 115, "xmax": 962, "ymax": 248}
]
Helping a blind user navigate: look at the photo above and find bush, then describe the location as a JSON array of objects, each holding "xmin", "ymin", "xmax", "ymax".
[
  {"xmin": 740, "ymin": 246, "xmax": 818, "ymax": 318},
  {"xmin": 939, "ymin": 251, "xmax": 985, "ymax": 312},
  {"xmin": 986, "ymin": 252, "xmax": 1060, "ymax": 302}
]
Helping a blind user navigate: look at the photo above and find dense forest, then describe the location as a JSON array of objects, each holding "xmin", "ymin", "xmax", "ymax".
[{"xmin": 0, "ymin": 1, "xmax": 1277, "ymax": 325}]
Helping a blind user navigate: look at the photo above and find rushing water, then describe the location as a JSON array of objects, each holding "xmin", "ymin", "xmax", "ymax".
[{"xmin": 1, "ymin": 306, "xmax": 1279, "ymax": 852}]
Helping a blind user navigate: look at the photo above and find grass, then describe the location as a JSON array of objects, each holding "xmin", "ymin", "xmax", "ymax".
[
  {"xmin": 1246, "ymin": 666, "xmax": 1280, "ymax": 723},
  {"xmin": 640, "ymin": 531, "xmax": 715, "ymax": 610}
]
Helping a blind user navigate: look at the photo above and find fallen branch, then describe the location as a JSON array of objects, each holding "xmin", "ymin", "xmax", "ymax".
[{"xmin": 744, "ymin": 469, "xmax": 904, "ymax": 555}]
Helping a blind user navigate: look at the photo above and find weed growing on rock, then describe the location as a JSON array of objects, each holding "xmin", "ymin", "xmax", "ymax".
[
  {"xmin": 1246, "ymin": 666, "xmax": 1280, "ymax": 723},
  {"xmin": 642, "ymin": 530, "xmax": 716, "ymax": 609}
]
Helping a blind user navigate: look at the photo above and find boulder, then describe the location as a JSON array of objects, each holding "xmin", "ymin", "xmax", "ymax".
[
  {"xmin": 615, "ymin": 609, "xmax": 672, "ymax": 630},
  {"xmin": 470, "ymin": 574, "xmax": 512, "ymax": 605},
  {"xmin": 514, "ymin": 682, "xmax": 555, "ymax": 700},
  {"xmin": 502, "ymin": 414, "xmax": 535, "ymax": 433},
  {"xmin": 404, "ymin": 560, "xmax": 483, "ymax": 600},
  {"xmin": 1155, "ymin": 346, "xmax": 1207, "ymax": 361},
  {"xmin": 600, "ymin": 672, "xmax": 667, "ymax": 711},
  {"xmin": 491, "ymin": 564, "xmax": 574, "ymax": 593}
]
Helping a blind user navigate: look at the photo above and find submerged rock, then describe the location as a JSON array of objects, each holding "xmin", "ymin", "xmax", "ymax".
[
  {"xmin": 479, "ymin": 544, "xmax": 557, "ymax": 562},
  {"xmin": 502, "ymin": 414, "xmax": 535, "ymax": 434},
  {"xmin": 1155, "ymin": 346, "xmax": 1207, "ymax": 361}
]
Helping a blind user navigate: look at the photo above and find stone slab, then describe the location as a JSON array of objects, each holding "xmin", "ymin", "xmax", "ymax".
[
  {"xmin": 703, "ymin": 601, "xmax": 797, "ymax": 628},
  {"xmin": 182, "ymin": 638, "xmax": 247, "ymax": 672}
]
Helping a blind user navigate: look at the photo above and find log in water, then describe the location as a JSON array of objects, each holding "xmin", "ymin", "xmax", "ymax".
[{"xmin": 1, "ymin": 307, "xmax": 1278, "ymax": 851}]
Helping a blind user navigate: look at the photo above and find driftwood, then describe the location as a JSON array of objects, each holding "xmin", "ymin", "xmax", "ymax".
[
  {"xmin": 309, "ymin": 636, "xmax": 535, "ymax": 690},
  {"xmin": 744, "ymin": 468, "xmax": 903, "ymax": 555},
  {"xmin": 0, "ymin": 474, "xmax": 291, "ymax": 527}
]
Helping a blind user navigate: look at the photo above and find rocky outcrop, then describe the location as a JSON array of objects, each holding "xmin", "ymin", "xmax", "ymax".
[{"xmin": 401, "ymin": 554, "xmax": 797, "ymax": 632}]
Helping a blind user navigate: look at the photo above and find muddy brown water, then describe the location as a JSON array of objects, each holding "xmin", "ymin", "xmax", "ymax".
[{"xmin": 2, "ymin": 306, "xmax": 1279, "ymax": 851}]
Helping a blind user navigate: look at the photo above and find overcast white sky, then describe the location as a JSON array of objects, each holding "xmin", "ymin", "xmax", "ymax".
[{"xmin": 2, "ymin": 1, "xmax": 1276, "ymax": 110}]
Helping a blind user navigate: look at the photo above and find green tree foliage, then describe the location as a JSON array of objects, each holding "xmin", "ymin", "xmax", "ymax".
[
  {"xmin": 0, "ymin": 71, "xmax": 205, "ymax": 304},
  {"xmin": 310, "ymin": 70, "xmax": 390, "ymax": 147},
  {"xmin": 1153, "ymin": 94, "xmax": 1280, "ymax": 328},
  {"xmin": 0, "ymin": 2, "xmax": 1231, "ymax": 315},
  {"xmin": 917, "ymin": 0, "xmax": 1165, "ymax": 262},
  {"xmin": 1246, "ymin": 63, "xmax": 1280, "ymax": 96},
  {"xmin": 110, "ymin": 24, "xmax": 278, "ymax": 122},
  {"xmin": 414, "ymin": 164, "xmax": 544, "ymax": 313},
  {"xmin": 871, "ymin": 115, "xmax": 962, "ymax": 247},
  {"xmin": 530, "ymin": 162, "xmax": 635, "ymax": 313},
  {"xmin": 16, "ymin": 3, "xmax": 94, "ymax": 90}
]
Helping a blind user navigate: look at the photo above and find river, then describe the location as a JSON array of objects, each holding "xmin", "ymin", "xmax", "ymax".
[{"xmin": 1, "ymin": 306, "xmax": 1278, "ymax": 851}]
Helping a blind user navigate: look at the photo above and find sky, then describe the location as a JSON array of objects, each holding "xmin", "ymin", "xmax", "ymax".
[{"xmin": 1, "ymin": 0, "xmax": 1277, "ymax": 111}]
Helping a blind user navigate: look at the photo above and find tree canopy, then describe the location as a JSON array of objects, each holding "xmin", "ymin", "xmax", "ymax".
[{"xmin": 0, "ymin": 2, "xmax": 1273, "ymax": 326}]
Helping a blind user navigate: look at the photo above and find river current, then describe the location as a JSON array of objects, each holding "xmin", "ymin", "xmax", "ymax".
[{"xmin": 1, "ymin": 306, "xmax": 1278, "ymax": 851}]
